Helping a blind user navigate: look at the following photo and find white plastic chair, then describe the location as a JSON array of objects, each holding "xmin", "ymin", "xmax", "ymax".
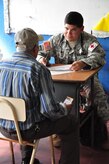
[{"xmin": 0, "ymin": 96, "xmax": 55, "ymax": 164}]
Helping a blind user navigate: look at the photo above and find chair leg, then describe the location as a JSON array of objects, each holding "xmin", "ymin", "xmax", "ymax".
[
  {"xmin": 29, "ymin": 140, "xmax": 39, "ymax": 164},
  {"xmin": 9, "ymin": 141, "xmax": 15, "ymax": 164},
  {"xmin": 49, "ymin": 136, "xmax": 55, "ymax": 164}
]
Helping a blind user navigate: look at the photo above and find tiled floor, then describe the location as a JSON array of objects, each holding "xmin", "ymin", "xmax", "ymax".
[{"xmin": 0, "ymin": 137, "xmax": 109, "ymax": 164}]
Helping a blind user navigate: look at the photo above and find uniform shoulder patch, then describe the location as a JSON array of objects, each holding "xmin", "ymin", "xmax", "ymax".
[
  {"xmin": 88, "ymin": 42, "xmax": 98, "ymax": 52},
  {"xmin": 43, "ymin": 41, "xmax": 51, "ymax": 51}
]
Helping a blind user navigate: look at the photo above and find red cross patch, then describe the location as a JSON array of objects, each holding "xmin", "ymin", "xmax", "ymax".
[{"xmin": 88, "ymin": 42, "xmax": 98, "ymax": 52}]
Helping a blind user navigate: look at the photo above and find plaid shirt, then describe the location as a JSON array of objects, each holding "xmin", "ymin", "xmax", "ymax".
[{"xmin": 0, "ymin": 52, "xmax": 67, "ymax": 131}]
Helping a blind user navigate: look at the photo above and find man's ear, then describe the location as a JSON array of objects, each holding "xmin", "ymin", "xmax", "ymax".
[
  {"xmin": 81, "ymin": 26, "xmax": 84, "ymax": 31},
  {"xmin": 34, "ymin": 46, "xmax": 39, "ymax": 57}
]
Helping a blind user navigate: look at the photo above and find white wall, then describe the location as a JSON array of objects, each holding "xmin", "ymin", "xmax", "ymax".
[{"xmin": 6, "ymin": 0, "xmax": 109, "ymax": 34}]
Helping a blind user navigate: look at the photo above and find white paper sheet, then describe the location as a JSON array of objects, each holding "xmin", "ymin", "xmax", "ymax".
[
  {"xmin": 48, "ymin": 64, "xmax": 72, "ymax": 71},
  {"xmin": 48, "ymin": 64, "xmax": 73, "ymax": 75}
]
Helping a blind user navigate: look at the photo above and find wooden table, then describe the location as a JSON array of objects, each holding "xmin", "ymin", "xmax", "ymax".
[
  {"xmin": 51, "ymin": 66, "xmax": 101, "ymax": 117},
  {"xmin": 50, "ymin": 65, "xmax": 101, "ymax": 164}
]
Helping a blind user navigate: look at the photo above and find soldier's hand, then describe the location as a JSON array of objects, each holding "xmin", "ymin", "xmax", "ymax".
[
  {"xmin": 38, "ymin": 57, "xmax": 47, "ymax": 66},
  {"xmin": 70, "ymin": 61, "xmax": 87, "ymax": 71}
]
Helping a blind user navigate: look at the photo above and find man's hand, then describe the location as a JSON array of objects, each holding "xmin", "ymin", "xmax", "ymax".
[
  {"xmin": 70, "ymin": 61, "xmax": 87, "ymax": 71},
  {"xmin": 64, "ymin": 96, "xmax": 74, "ymax": 110}
]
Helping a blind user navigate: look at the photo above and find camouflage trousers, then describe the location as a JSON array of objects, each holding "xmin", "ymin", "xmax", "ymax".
[{"xmin": 80, "ymin": 76, "xmax": 109, "ymax": 121}]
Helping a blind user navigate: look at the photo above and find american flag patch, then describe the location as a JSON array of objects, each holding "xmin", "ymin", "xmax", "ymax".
[{"xmin": 43, "ymin": 41, "xmax": 51, "ymax": 51}]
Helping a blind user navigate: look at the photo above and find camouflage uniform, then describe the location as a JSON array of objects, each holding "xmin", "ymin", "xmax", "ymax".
[{"xmin": 38, "ymin": 31, "xmax": 109, "ymax": 121}]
